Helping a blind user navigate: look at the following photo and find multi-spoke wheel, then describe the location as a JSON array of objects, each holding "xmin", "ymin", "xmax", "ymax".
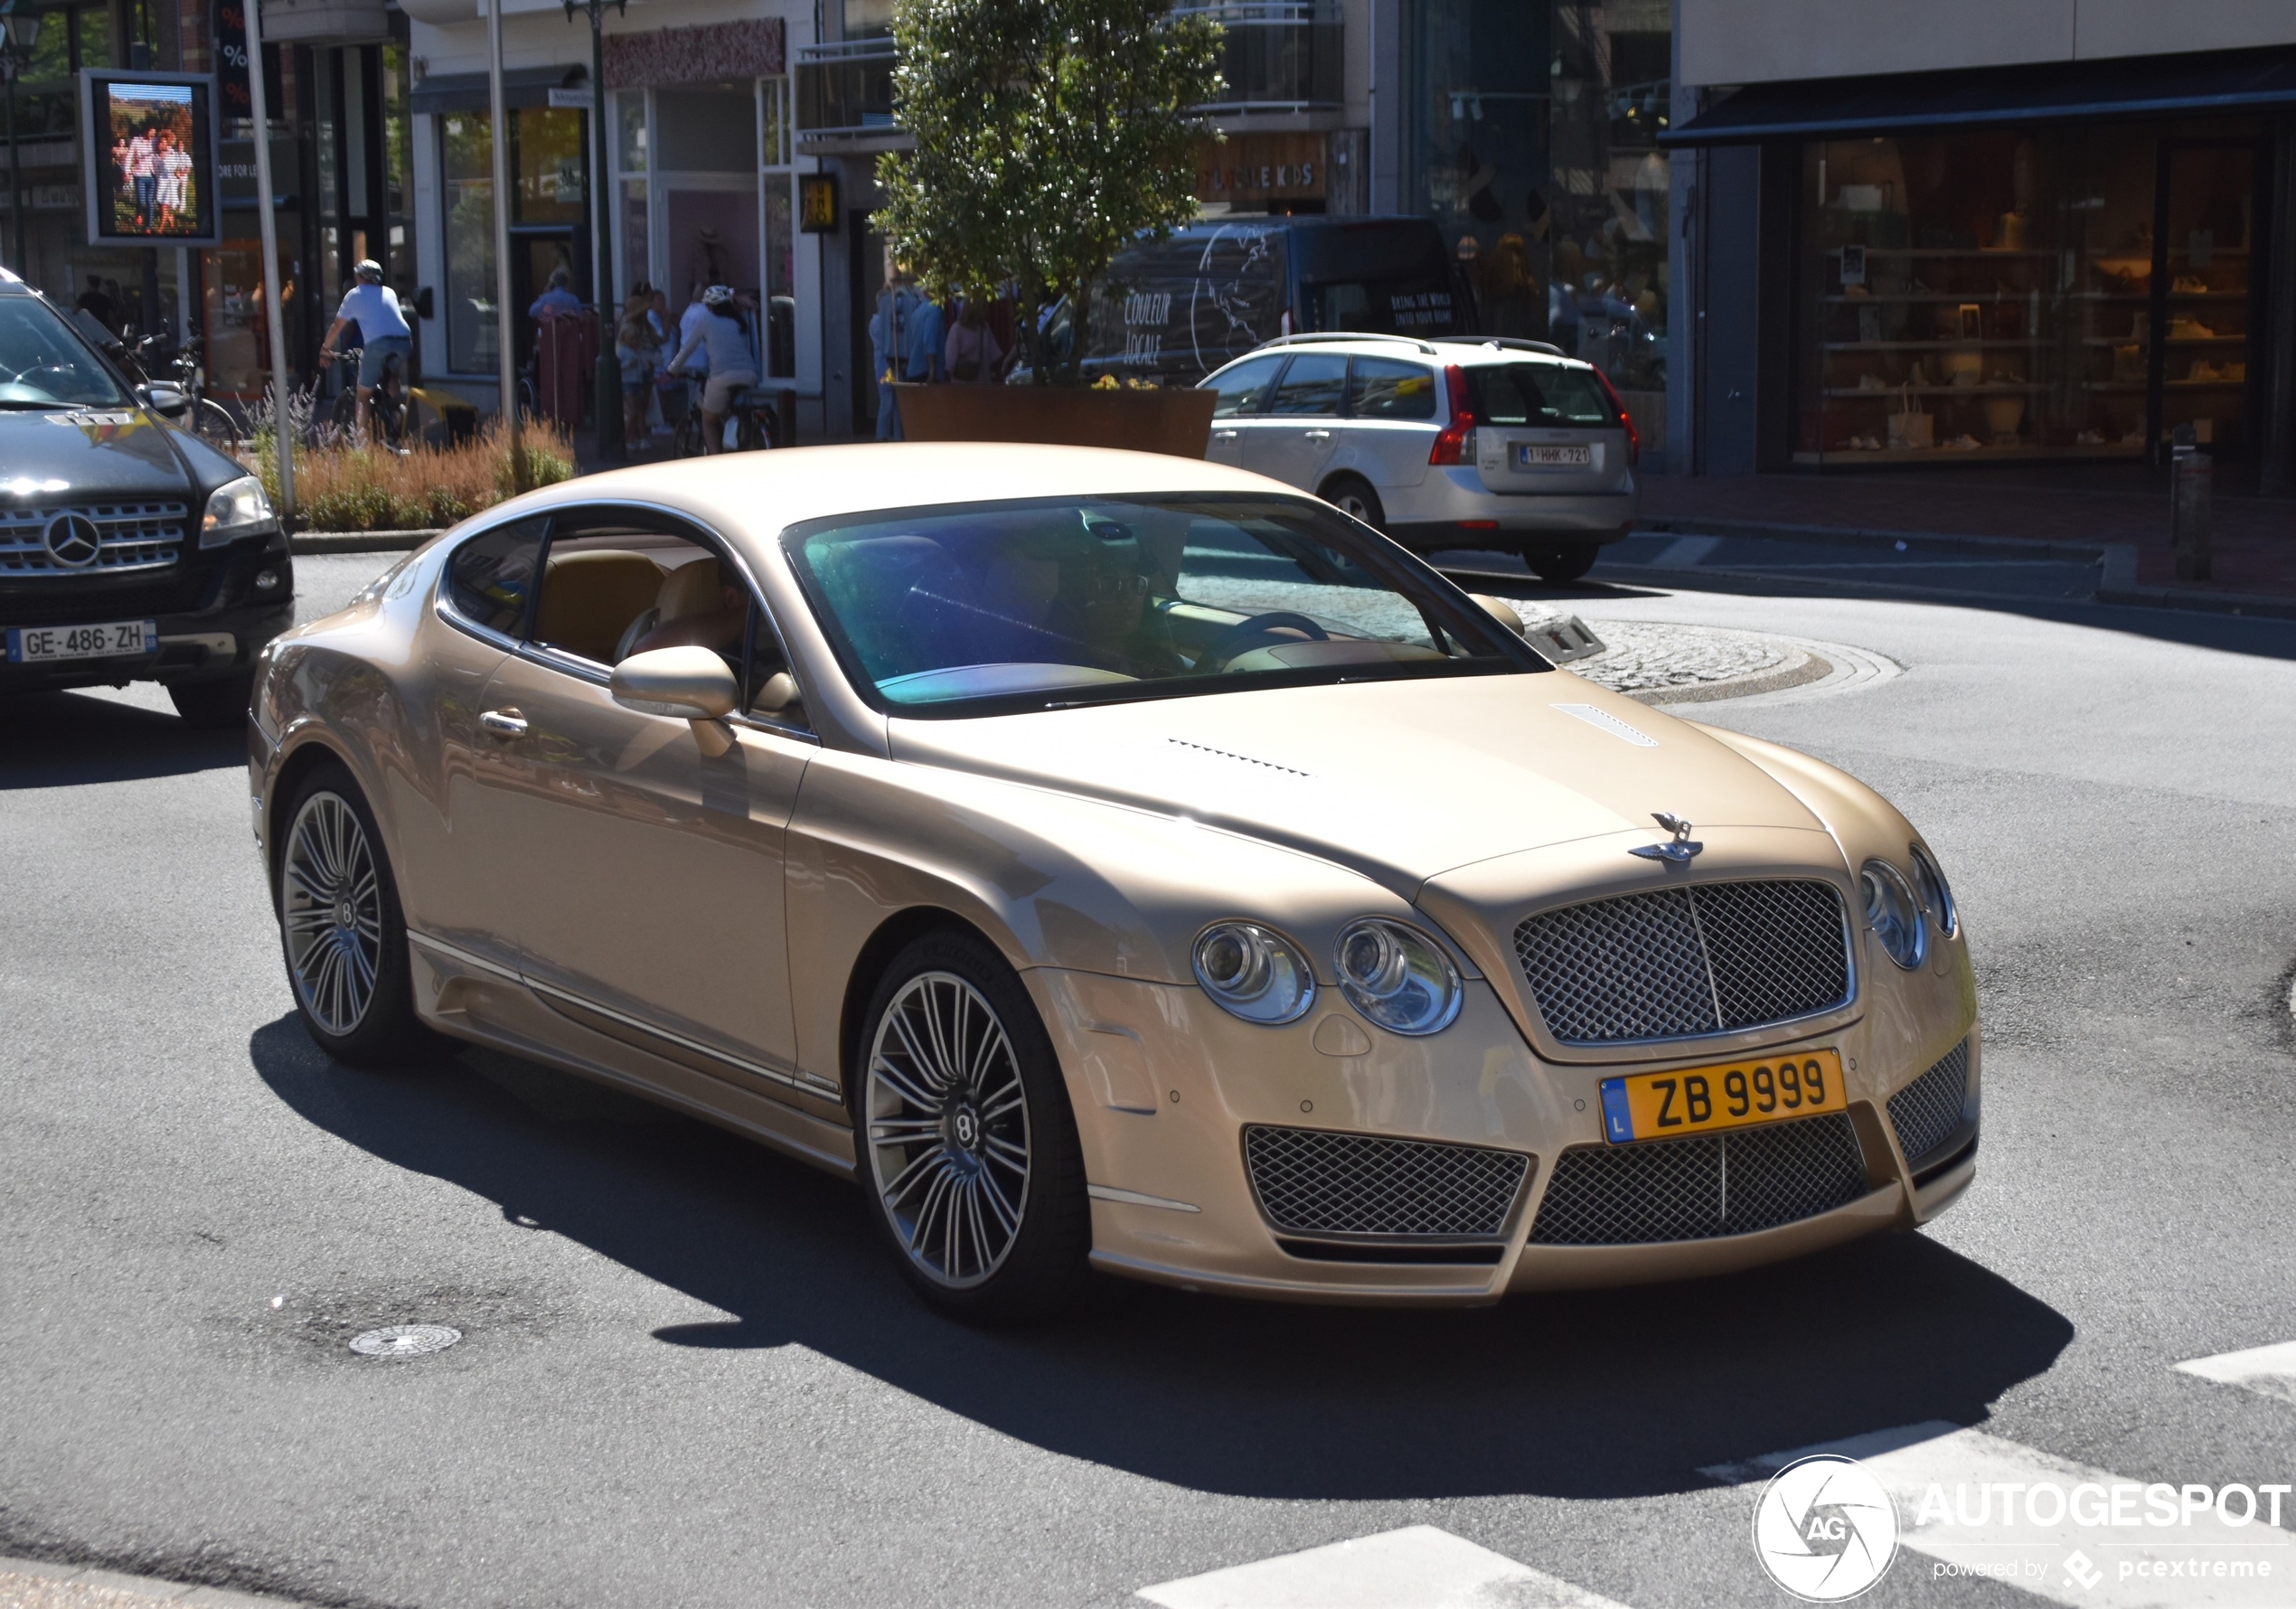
[
  {"xmin": 855, "ymin": 931, "xmax": 1089, "ymax": 1322},
  {"xmin": 274, "ymin": 764, "xmax": 427, "ymax": 1066}
]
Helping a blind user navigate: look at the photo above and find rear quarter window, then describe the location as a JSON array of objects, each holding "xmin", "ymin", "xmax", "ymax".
[
  {"xmin": 445, "ymin": 517, "xmax": 546, "ymax": 635},
  {"xmin": 1472, "ymin": 362, "xmax": 1615, "ymax": 427},
  {"xmin": 1349, "ymin": 357, "xmax": 1437, "ymax": 419}
]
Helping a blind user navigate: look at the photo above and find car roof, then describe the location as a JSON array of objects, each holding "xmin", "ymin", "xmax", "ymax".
[
  {"xmin": 1215, "ymin": 334, "xmax": 1589, "ymax": 371},
  {"xmin": 480, "ymin": 441, "xmax": 1301, "ymax": 541}
]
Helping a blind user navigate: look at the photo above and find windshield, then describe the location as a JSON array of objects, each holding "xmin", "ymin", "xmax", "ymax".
[
  {"xmin": 1469, "ymin": 362, "xmax": 1614, "ymax": 427},
  {"xmin": 0, "ymin": 299, "xmax": 128, "ymax": 407},
  {"xmin": 786, "ymin": 494, "xmax": 1547, "ymax": 717}
]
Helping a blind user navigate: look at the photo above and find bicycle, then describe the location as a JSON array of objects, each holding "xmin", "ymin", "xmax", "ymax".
[
  {"xmin": 323, "ymin": 343, "xmax": 409, "ymax": 450},
  {"xmin": 668, "ymin": 370, "xmax": 777, "ymax": 457},
  {"xmin": 125, "ymin": 331, "xmax": 240, "ymax": 449}
]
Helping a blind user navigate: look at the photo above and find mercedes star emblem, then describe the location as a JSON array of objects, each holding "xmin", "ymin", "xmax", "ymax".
[{"xmin": 42, "ymin": 512, "xmax": 101, "ymax": 569}]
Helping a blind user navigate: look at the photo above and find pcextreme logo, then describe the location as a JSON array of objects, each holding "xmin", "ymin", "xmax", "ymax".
[{"xmin": 1753, "ymin": 1454, "xmax": 1901, "ymax": 1601}]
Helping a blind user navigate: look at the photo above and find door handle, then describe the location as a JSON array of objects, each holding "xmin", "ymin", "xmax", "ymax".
[
  {"xmin": 1303, "ymin": 428, "xmax": 1331, "ymax": 441},
  {"xmin": 480, "ymin": 708, "xmax": 528, "ymax": 738},
  {"xmin": 1212, "ymin": 428, "xmax": 1238, "ymax": 441}
]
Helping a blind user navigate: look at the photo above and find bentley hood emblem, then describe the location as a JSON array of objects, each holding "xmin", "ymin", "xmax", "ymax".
[{"xmin": 1629, "ymin": 812, "xmax": 1702, "ymax": 865}]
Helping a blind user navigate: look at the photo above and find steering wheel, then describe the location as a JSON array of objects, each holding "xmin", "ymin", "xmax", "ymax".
[{"xmin": 1196, "ymin": 610, "xmax": 1330, "ymax": 673}]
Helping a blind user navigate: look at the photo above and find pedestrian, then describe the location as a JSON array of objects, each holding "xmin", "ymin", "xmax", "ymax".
[
  {"xmin": 666, "ymin": 285, "xmax": 757, "ymax": 456},
  {"xmin": 527, "ymin": 265, "xmax": 582, "ymax": 321},
  {"xmin": 615, "ymin": 289, "xmax": 663, "ymax": 450},
  {"xmin": 903, "ymin": 287, "xmax": 946, "ymax": 386},
  {"xmin": 870, "ymin": 266, "xmax": 919, "ymax": 440},
  {"xmin": 76, "ymin": 277, "xmax": 118, "ymax": 334},
  {"xmin": 945, "ymin": 297, "xmax": 1004, "ymax": 383}
]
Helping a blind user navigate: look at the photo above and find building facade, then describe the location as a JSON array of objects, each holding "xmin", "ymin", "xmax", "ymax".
[{"xmin": 1666, "ymin": 0, "xmax": 2296, "ymax": 494}]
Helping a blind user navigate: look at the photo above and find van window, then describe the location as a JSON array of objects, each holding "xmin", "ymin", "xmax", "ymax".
[
  {"xmin": 1207, "ymin": 354, "xmax": 1284, "ymax": 417},
  {"xmin": 1303, "ymin": 277, "xmax": 1459, "ymax": 336},
  {"xmin": 1470, "ymin": 362, "xmax": 1614, "ymax": 427},
  {"xmin": 1349, "ymin": 358, "xmax": 1437, "ymax": 419}
]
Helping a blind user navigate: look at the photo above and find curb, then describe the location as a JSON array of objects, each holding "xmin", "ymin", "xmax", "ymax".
[
  {"xmin": 0, "ymin": 1554, "xmax": 312, "ymax": 1608},
  {"xmin": 1631, "ymin": 513, "xmax": 2121, "ymax": 568},
  {"xmin": 2094, "ymin": 583, "xmax": 2296, "ymax": 621},
  {"xmin": 288, "ymin": 529, "xmax": 440, "ymax": 556}
]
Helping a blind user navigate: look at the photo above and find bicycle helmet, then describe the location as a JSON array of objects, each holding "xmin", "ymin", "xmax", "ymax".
[
  {"xmin": 701, "ymin": 284, "xmax": 736, "ymax": 310},
  {"xmin": 353, "ymin": 259, "xmax": 384, "ymax": 282}
]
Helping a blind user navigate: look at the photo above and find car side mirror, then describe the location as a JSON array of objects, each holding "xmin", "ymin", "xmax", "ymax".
[
  {"xmin": 1467, "ymin": 592, "xmax": 1526, "ymax": 635},
  {"xmin": 611, "ymin": 646, "xmax": 739, "ymax": 754},
  {"xmin": 139, "ymin": 382, "xmax": 191, "ymax": 419}
]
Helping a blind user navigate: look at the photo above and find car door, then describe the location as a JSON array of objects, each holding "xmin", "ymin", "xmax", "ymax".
[
  {"xmin": 1332, "ymin": 354, "xmax": 1438, "ymax": 498},
  {"xmin": 1200, "ymin": 353, "xmax": 1284, "ymax": 467},
  {"xmin": 468, "ymin": 509, "xmax": 814, "ymax": 1085},
  {"xmin": 1243, "ymin": 351, "xmax": 1348, "ymax": 489}
]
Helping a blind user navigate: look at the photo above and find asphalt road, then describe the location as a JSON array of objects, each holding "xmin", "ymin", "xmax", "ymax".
[{"xmin": 4, "ymin": 555, "xmax": 2295, "ymax": 1608}]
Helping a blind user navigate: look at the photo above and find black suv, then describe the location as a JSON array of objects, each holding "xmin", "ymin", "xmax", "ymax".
[{"xmin": 0, "ymin": 269, "xmax": 292, "ymax": 727}]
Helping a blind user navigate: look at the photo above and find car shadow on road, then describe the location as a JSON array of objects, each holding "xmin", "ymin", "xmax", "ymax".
[
  {"xmin": 250, "ymin": 1014, "xmax": 2072, "ymax": 1504},
  {"xmin": 0, "ymin": 690, "xmax": 240, "ymax": 788}
]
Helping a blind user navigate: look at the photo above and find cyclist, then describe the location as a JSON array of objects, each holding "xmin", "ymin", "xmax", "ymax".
[
  {"xmin": 666, "ymin": 284, "xmax": 757, "ymax": 456},
  {"xmin": 318, "ymin": 259, "xmax": 413, "ymax": 443}
]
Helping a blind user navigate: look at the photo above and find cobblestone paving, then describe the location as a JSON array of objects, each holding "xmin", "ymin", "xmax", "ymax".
[{"xmin": 1514, "ymin": 607, "xmax": 1808, "ymax": 696}]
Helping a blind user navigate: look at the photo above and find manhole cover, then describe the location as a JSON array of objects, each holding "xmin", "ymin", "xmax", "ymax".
[{"xmin": 348, "ymin": 1324, "xmax": 462, "ymax": 1359}]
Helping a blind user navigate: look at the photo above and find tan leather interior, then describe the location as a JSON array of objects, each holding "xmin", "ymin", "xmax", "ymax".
[
  {"xmin": 535, "ymin": 550, "xmax": 665, "ymax": 663},
  {"xmin": 654, "ymin": 556, "xmax": 721, "ymax": 625}
]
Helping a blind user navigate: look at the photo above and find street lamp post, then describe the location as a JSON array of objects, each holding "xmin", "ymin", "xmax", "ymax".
[
  {"xmin": 0, "ymin": 1, "xmax": 45, "ymax": 274},
  {"xmin": 567, "ymin": 0, "xmax": 624, "ymax": 463}
]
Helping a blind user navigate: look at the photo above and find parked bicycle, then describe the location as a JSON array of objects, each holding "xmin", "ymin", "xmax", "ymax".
[{"xmin": 134, "ymin": 332, "xmax": 240, "ymax": 450}]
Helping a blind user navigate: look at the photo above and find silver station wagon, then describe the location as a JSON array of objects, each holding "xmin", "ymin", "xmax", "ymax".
[{"xmin": 1200, "ymin": 333, "xmax": 1640, "ymax": 584}]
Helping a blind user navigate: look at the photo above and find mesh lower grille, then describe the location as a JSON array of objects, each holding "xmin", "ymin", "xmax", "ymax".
[
  {"xmin": 1513, "ymin": 880, "xmax": 1852, "ymax": 1044},
  {"xmin": 1887, "ymin": 1039, "xmax": 1971, "ymax": 1169},
  {"xmin": 1529, "ymin": 1113, "xmax": 1868, "ymax": 1246},
  {"xmin": 1244, "ymin": 1125, "xmax": 1531, "ymax": 1238}
]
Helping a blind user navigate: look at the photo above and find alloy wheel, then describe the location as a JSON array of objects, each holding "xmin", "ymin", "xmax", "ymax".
[
  {"xmin": 280, "ymin": 791, "xmax": 384, "ymax": 1037},
  {"xmin": 864, "ymin": 971, "xmax": 1033, "ymax": 1289}
]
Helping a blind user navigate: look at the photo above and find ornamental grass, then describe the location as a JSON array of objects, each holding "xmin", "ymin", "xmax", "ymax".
[{"xmin": 247, "ymin": 418, "xmax": 575, "ymax": 533}]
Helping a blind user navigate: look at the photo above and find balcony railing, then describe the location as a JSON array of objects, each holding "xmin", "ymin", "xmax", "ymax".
[
  {"xmin": 795, "ymin": 37, "xmax": 898, "ymax": 144},
  {"xmin": 1176, "ymin": 1, "xmax": 1341, "ymax": 113}
]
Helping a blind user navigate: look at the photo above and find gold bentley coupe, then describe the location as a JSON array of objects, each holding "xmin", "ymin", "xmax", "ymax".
[{"xmin": 250, "ymin": 444, "xmax": 1977, "ymax": 1321}]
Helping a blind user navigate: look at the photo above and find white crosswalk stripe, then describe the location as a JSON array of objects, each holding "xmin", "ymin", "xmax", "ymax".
[
  {"xmin": 2177, "ymin": 1341, "xmax": 2296, "ymax": 1407},
  {"xmin": 1704, "ymin": 1420, "xmax": 2294, "ymax": 1608},
  {"xmin": 1134, "ymin": 1525, "xmax": 1633, "ymax": 1609}
]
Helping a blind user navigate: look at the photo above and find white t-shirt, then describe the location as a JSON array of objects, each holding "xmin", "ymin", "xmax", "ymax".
[{"xmin": 334, "ymin": 281, "xmax": 412, "ymax": 342}]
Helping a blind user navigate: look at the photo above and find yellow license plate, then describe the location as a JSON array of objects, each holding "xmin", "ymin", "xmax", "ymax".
[{"xmin": 1599, "ymin": 1049, "xmax": 1844, "ymax": 1144}]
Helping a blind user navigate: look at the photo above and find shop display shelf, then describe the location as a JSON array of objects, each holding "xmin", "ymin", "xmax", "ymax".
[
  {"xmin": 1822, "ymin": 338, "xmax": 2046, "ymax": 351},
  {"xmin": 1821, "ymin": 382, "xmax": 2047, "ymax": 398}
]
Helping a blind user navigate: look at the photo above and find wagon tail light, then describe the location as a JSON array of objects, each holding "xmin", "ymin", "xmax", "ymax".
[
  {"xmin": 1428, "ymin": 364, "xmax": 1478, "ymax": 466},
  {"xmin": 1593, "ymin": 365, "xmax": 1640, "ymax": 469}
]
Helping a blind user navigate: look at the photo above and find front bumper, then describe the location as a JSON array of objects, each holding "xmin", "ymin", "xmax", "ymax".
[
  {"xmin": 1028, "ymin": 966, "xmax": 1978, "ymax": 1305},
  {"xmin": 0, "ymin": 543, "xmax": 294, "ymax": 694}
]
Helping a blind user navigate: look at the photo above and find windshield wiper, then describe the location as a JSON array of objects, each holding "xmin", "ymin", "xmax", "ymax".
[{"xmin": 0, "ymin": 399, "xmax": 78, "ymax": 410}]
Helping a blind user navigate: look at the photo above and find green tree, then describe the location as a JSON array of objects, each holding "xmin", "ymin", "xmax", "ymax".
[{"xmin": 873, "ymin": 0, "xmax": 1221, "ymax": 385}]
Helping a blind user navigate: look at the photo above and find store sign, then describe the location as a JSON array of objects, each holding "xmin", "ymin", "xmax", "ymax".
[
  {"xmin": 1196, "ymin": 133, "xmax": 1325, "ymax": 205},
  {"xmin": 32, "ymin": 184, "xmax": 81, "ymax": 211},
  {"xmin": 799, "ymin": 173, "xmax": 839, "ymax": 234},
  {"xmin": 547, "ymin": 87, "xmax": 596, "ymax": 109},
  {"xmin": 80, "ymin": 71, "xmax": 222, "ymax": 247}
]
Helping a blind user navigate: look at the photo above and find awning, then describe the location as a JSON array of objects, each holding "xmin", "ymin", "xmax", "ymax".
[
  {"xmin": 409, "ymin": 64, "xmax": 588, "ymax": 117},
  {"xmin": 1666, "ymin": 44, "xmax": 2296, "ymax": 146}
]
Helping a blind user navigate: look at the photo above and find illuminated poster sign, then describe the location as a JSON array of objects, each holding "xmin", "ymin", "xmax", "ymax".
[{"xmin": 80, "ymin": 71, "xmax": 221, "ymax": 247}]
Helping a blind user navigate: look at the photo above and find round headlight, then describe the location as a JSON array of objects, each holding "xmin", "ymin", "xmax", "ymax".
[
  {"xmin": 1192, "ymin": 922, "xmax": 1315, "ymax": 1025},
  {"xmin": 1334, "ymin": 918, "xmax": 1463, "ymax": 1035},
  {"xmin": 1909, "ymin": 842, "xmax": 1957, "ymax": 939},
  {"xmin": 1860, "ymin": 860, "xmax": 1926, "ymax": 971}
]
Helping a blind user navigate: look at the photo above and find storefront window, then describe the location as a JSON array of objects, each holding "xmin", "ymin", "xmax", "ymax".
[
  {"xmin": 513, "ymin": 106, "xmax": 587, "ymax": 226},
  {"xmin": 441, "ymin": 112, "xmax": 498, "ymax": 373},
  {"xmin": 1795, "ymin": 123, "xmax": 2263, "ymax": 465},
  {"xmin": 1410, "ymin": 0, "xmax": 1549, "ymax": 293}
]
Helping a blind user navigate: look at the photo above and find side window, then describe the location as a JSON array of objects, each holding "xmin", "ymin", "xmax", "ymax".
[
  {"xmin": 530, "ymin": 516, "xmax": 746, "ymax": 672},
  {"xmin": 1349, "ymin": 357, "xmax": 1437, "ymax": 420},
  {"xmin": 1266, "ymin": 353, "xmax": 1348, "ymax": 415},
  {"xmin": 740, "ymin": 607, "xmax": 809, "ymax": 728},
  {"xmin": 444, "ymin": 516, "xmax": 546, "ymax": 635},
  {"xmin": 1206, "ymin": 354, "xmax": 1284, "ymax": 418}
]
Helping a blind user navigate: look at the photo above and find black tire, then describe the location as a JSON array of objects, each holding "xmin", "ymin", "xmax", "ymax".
[
  {"xmin": 673, "ymin": 406, "xmax": 703, "ymax": 460},
  {"xmin": 1322, "ymin": 474, "xmax": 1387, "ymax": 532},
  {"xmin": 852, "ymin": 928, "xmax": 1090, "ymax": 1324},
  {"xmin": 1522, "ymin": 541, "xmax": 1601, "ymax": 584},
  {"xmin": 273, "ymin": 761, "xmax": 430, "ymax": 1068},
  {"xmin": 167, "ymin": 668, "xmax": 258, "ymax": 729}
]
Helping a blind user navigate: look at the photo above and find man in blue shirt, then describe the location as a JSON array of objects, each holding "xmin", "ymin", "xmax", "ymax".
[
  {"xmin": 318, "ymin": 260, "xmax": 414, "ymax": 442},
  {"xmin": 869, "ymin": 268, "xmax": 919, "ymax": 440},
  {"xmin": 528, "ymin": 266, "xmax": 583, "ymax": 320}
]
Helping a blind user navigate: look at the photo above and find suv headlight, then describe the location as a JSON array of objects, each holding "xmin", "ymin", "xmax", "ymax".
[
  {"xmin": 1334, "ymin": 918, "xmax": 1462, "ymax": 1035},
  {"xmin": 1192, "ymin": 922, "xmax": 1315, "ymax": 1025},
  {"xmin": 1860, "ymin": 860, "xmax": 1926, "ymax": 971},
  {"xmin": 1909, "ymin": 842, "xmax": 1957, "ymax": 939},
  {"xmin": 201, "ymin": 475, "xmax": 276, "ymax": 548}
]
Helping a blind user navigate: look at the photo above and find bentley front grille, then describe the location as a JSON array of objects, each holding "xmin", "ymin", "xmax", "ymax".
[
  {"xmin": 0, "ymin": 502, "xmax": 188, "ymax": 577},
  {"xmin": 1243, "ymin": 1124, "xmax": 1531, "ymax": 1239},
  {"xmin": 1887, "ymin": 1038, "xmax": 1971, "ymax": 1171},
  {"xmin": 1528, "ymin": 1113, "xmax": 1868, "ymax": 1246},
  {"xmin": 1513, "ymin": 880, "xmax": 1853, "ymax": 1045}
]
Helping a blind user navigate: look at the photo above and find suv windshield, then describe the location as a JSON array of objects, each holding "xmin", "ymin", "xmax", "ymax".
[
  {"xmin": 0, "ymin": 298, "xmax": 127, "ymax": 408},
  {"xmin": 786, "ymin": 494, "xmax": 1546, "ymax": 716},
  {"xmin": 1469, "ymin": 362, "xmax": 1614, "ymax": 427}
]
